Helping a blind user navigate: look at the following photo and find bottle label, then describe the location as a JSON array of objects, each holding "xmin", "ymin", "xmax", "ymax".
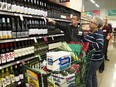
[
  {"xmin": 15, "ymin": 76, "xmax": 20, "ymax": 82},
  {"xmin": 18, "ymin": 49, "xmax": 22, "ymax": 57},
  {"xmin": 6, "ymin": 52, "xmax": 11, "ymax": 62},
  {"xmin": 7, "ymin": 31, "xmax": 12, "ymax": 38},
  {"xmin": 2, "ymin": 2, "xmax": 7, "ymax": 11},
  {"xmin": 14, "ymin": 50, "xmax": 19, "ymax": 58},
  {"xmin": 1, "ymin": 54, "xmax": 6, "ymax": 64},
  {"xmin": 7, "ymin": 3, "xmax": 11, "ymax": 11},
  {"xmin": 2, "ymin": 31, "xmax": 8, "ymax": 39},
  {"xmin": 0, "ymin": 80, "xmax": 2, "ymax": 87},
  {"xmin": 1, "ymin": 78, "xmax": 7, "ymax": 87},
  {"xmin": 6, "ymin": 76, "xmax": 11, "ymax": 85},
  {"xmin": 0, "ymin": 31, "xmax": 2, "ymax": 39},
  {"xmin": 10, "ymin": 52, "xmax": 14, "ymax": 61},
  {"xmin": 17, "ymin": 32, "xmax": 21, "ymax": 38},
  {"xmin": 11, "ymin": 4, "xmax": 17, "ymax": 12},
  {"xmin": 12, "ymin": 32, "xmax": 16, "ymax": 38},
  {"xmin": 19, "ymin": 74, "xmax": 24, "ymax": 80},
  {"xmin": 10, "ymin": 75, "xmax": 15, "ymax": 83}
]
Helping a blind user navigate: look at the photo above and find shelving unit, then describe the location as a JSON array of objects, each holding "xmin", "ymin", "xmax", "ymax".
[{"xmin": 0, "ymin": 0, "xmax": 80, "ymax": 87}]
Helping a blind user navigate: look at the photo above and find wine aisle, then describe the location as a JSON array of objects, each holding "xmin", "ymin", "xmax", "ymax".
[{"xmin": 97, "ymin": 42, "xmax": 116, "ymax": 87}]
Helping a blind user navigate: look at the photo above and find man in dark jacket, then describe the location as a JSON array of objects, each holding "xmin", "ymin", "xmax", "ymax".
[{"xmin": 47, "ymin": 15, "xmax": 84, "ymax": 43}]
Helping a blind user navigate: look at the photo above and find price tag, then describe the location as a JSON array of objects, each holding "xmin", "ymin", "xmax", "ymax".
[
  {"xmin": 17, "ymin": 61, "xmax": 20, "ymax": 64},
  {"xmin": 18, "ymin": 81, "xmax": 21, "ymax": 85},
  {"xmin": 19, "ymin": 14, "xmax": 24, "ymax": 21},
  {"xmin": 34, "ymin": 37, "xmax": 37, "ymax": 43},
  {"xmin": 51, "ymin": 36, "xmax": 54, "ymax": 40},
  {"xmin": 43, "ymin": 17, "xmax": 47, "ymax": 23}
]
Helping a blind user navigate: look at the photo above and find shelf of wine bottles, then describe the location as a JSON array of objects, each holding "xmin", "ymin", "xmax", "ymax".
[
  {"xmin": 0, "ymin": 0, "xmax": 79, "ymax": 21},
  {"xmin": 0, "ymin": 39, "xmax": 48, "ymax": 67},
  {"xmin": 0, "ymin": 62, "xmax": 26, "ymax": 87}
]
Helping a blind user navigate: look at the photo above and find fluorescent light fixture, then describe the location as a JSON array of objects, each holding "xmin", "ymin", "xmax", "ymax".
[
  {"xmin": 95, "ymin": 4, "xmax": 100, "ymax": 7},
  {"xmin": 90, "ymin": 0, "xmax": 95, "ymax": 4}
]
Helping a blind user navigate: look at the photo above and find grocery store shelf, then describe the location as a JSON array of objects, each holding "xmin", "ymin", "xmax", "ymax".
[
  {"xmin": 0, "ymin": 11, "xmax": 43, "ymax": 19},
  {"xmin": 0, "ymin": 34, "xmax": 64, "ymax": 43},
  {"xmin": 49, "ymin": 34, "xmax": 64, "ymax": 37},
  {"xmin": 0, "ymin": 11, "xmax": 71, "ymax": 22},
  {"xmin": 0, "ymin": 55, "xmax": 37, "ymax": 70},
  {"xmin": 53, "ymin": 18, "xmax": 71, "ymax": 22}
]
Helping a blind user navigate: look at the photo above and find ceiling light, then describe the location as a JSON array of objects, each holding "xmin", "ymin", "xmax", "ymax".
[
  {"xmin": 95, "ymin": 4, "xmax": 100, "ymax": 7},
  {"xmin": 90, "ymin": 0, "xmax": 95, "ymax": 4}
]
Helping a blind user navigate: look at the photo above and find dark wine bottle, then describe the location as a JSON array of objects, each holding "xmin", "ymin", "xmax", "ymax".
[
  {"xmin": 0, "ymin": 17, "xmax": 2, "ymax": 39},
  {"xmin": 6, "ymin": 17, "xmax": 12, "ymax": 39},
  {"xmin": 1, "ymin": 43, "xmax": 6, "ymax": 64},
  {"xmin": 2, "ymin": 17, "xmax": 7, "ymax": 39},
  {"xmin": 5, "ymin": 43, "xmax": 10, "ymax": 63},
  {"xmin": 11, "ymin": 17, "xmax": 17, "ymax": 38},
  {"xmin": 16, "ymin": 18, "xmax": 21, "ymax": 38}
]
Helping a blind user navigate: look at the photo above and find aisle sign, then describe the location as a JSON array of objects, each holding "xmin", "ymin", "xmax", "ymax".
[{"xmin": 108, "ymin": 10, "xmax": 116, "ymax": 16}]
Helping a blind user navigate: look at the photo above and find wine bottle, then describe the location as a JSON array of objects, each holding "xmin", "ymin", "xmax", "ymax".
[
  {"xmin": 16, "ymin": 0, "xmax": 21, "ymax": 13},
  {"xmin": 1, "ymin": 44, "xmax": 6, "ymax": 64},
  {"xmin": 16, "ymin": 18, "xmax": 21, "ymax": 38},
  {"xmin": 9, "ymin": 66, "xmax": 15, "ymax": 87},
  {"xmin": 13, "ymin": 65, "xmax": 20, "ymax": 83},
  {"xmin": 19, "ymin": 63, "xmax": 24, "ymax": 80},
  {"xmin": 21, "ymin": 21, "xmax": 26, "ymax": 37},
  {"xmin": 17, "ymin": 41, "xmax": 22, "ymax": 58},
  {"xmin": 0, "ymin": 17, "xmax": 2, "ymax": 39},
  {"xmin": 1, "ymin": 69, "xmax": 7, "ymax": 87},
  {"xmin": 5, "ymin": 43, "xmax": 10, "ymax": 62},
  {"xmin": 11, "ymin": 0, "xmax": 17, "ymax": 12},
  {"xmin": 0, "ymin": 70, "xmax": 3, "ymax": 87},
  {"xmin": 11, "ymin": 17, "xmax": 17, "ymax": 38},
  {"xmin": 7, "ymin": 0, "xmax": 11, "ymax": 12},
  {"xmin": 2, "ymin": 17, "xmax": 7, "ymax": 39},
  {"xmin": 24, "ymin": 19, "xmax": 29, "ymax": 37},
  {"xmin": 2, "ymin": 0, "xmax": 7, "ymax": 11},
  {"xmin": 23, "ymin": 0, "xmax": 28, "ymax": 14},
  {"xmin": 5, "ymin": 67, "xmax": 11, "ymax": 87},
  {"xmin": 6, "ymin": 17, "xmax": 12, "ymax": 39},
  {"xmin": 14, "ymin": 42, "xmax": 18, "ymax": 60},
  {"xmin": 9, "ymin": 43, "xmax": 14, "ymax": 61}
]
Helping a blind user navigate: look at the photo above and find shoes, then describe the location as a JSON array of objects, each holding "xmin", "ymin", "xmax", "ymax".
[
  {"xmin": 105, "ymin": 58, "xmax": 110, "ymax": 61},
  {"xmin": 99, "ymin": 70, "xmax": 103, "ymax": 73}
]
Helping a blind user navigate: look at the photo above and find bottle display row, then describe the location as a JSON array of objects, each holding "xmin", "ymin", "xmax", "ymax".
[
  {"xmin": 0, "ymin": 63, "xmax": 24, "ymax": 87},
  {"xmin": 0, "ymin": 16, "xmax": 48, "ymax": 40},
  {"xmin": 0, "ymin": 0, "xmax": 72, "ymax": 19},
  {"xmin": 0, "ymin": 39, "xmax": 48, "ymax": 65}
]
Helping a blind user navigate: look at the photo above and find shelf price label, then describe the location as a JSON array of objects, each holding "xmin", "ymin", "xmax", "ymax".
[
  {"xmin": 19, "ymin": 14, "xmax": 24, "ymax": 21},
  {"xmin": 34, "ymin": 37, "xmax": 37, "ymax": 43}
]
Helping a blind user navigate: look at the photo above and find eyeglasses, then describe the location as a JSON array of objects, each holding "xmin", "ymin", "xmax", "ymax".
[{"xmin": 89, "ymin": 21, "xmax": 97, "ymax": 25}]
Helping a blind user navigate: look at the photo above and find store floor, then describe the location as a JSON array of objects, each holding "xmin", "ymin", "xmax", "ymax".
[{"xmin": 97, "ymin": 40, "xmax": 116, "ymax": 87}]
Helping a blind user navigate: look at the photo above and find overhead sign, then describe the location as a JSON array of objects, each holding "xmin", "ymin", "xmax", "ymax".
[
  {"xmin": 85, "ymin": 12, "xmax": 93, "ymax": 16},
  {"xmin": 59, "ymin": 0, "xmax": 70, "ymax": 3},
  {"xmin": 108, "ymin": 10, "xmax": 116, "ymax": 16},
  {"xmin": 92, "ymin": 10, "xmax": 100, "ymax": 16}
]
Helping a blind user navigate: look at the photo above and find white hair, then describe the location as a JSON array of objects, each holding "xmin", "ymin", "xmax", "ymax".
[{"xmin": 94, "ymin": 16, "xmax": 103, "ymax": 28}]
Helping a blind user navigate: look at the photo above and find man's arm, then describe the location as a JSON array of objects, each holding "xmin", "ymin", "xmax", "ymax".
[{"xmin": 47, "ymin": 18, "xmax": 68, "ymax": 32}]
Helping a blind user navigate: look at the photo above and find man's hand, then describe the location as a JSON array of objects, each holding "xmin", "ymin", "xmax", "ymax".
[{"xmin": 45, "ymin": 17, "xmax": 56, "ymax": 25}]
